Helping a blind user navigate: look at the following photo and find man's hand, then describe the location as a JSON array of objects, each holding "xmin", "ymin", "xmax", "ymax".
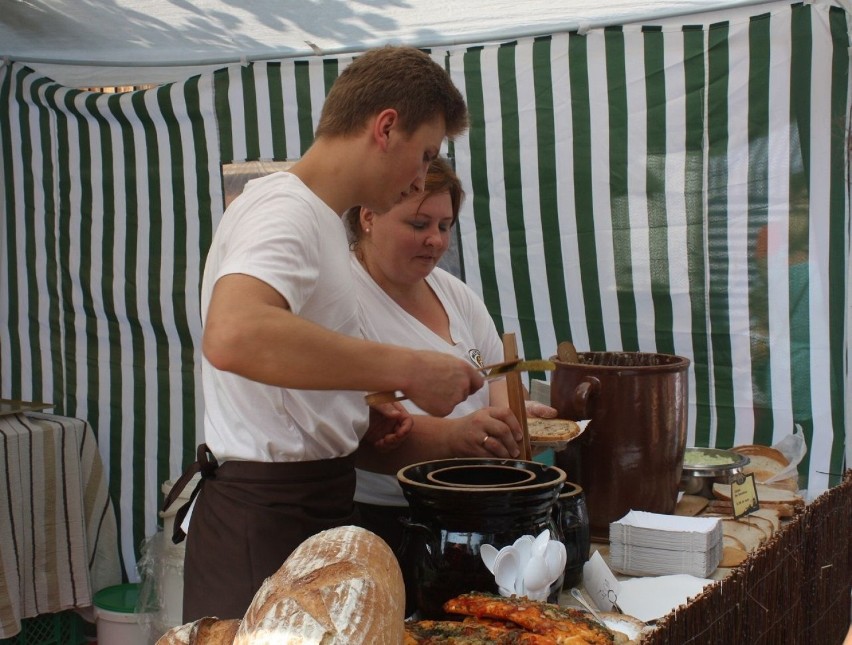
[
  {"xmin": 362, "ymin": 402, "xmax": 412, "ymax": 452},
  {"xmin": 402, "ymin": 351, "xmax": 484, "ymax": 416}
]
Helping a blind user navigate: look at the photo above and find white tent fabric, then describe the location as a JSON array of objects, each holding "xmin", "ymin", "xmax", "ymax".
[{"xmin": 2, "ymin": 0, "xmax": 778, "ymax": 87}]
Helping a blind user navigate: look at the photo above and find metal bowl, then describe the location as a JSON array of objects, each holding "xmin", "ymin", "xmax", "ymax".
[{"xmin": 679, "ymin": 448, "xmax": 750, "ymax": 499}]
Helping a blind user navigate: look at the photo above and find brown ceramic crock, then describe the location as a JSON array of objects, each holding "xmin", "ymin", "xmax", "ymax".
[{"xmin": 551, "ymin": 352, "xmax": 690, "ymax": 540}]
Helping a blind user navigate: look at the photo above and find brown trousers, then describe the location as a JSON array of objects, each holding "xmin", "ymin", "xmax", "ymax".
[{"xmin": 178, "ymin": 450, "xmax": 356, "ymax": 622}]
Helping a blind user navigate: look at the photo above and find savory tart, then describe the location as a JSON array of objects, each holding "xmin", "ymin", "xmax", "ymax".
[
  {"xmin": 404, "ymin": 619, "xmax": 558, "ymax": 644},
  {"xmin": 442, "ymin": 592, "xmax": 616, "ymax": 644}
]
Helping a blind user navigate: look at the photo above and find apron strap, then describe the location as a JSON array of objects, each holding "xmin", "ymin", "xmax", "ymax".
[{"xmin": 162, "ymin": 443, "xmax": 219, "ymax": 544}]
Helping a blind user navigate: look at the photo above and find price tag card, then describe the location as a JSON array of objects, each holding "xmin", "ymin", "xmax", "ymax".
[
  {"xmin": 582, "ymin": 550, "xmax": 622, "ymax": 612},
  {"xmin": 731, "ymin": 473, "xmax": 760, "ymax": 518}
]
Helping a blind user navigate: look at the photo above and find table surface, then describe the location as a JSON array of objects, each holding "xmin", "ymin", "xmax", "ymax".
[{"xmin": 0, "ymin": 412, "xmax": 121, "ymax": 638}]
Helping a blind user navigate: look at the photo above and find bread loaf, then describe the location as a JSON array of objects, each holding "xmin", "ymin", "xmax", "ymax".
[
  {"xmin": 731, "ymin": 444, "xmax": 788, "ymax": 468},
  {"xmin": 156, "ymin": 617, "xmax": 241, "ymax": 645},
  {"xmin": 234, "ymin": 525, "xmax": 404, "ymax": 645},
  {"xmin": 731, "ymin": 444, "xmax": 800, "ymax": 491}
]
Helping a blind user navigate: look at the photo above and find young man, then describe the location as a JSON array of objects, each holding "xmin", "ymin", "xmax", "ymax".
[{"xmin": 176, "ymin": 46, "xmax": 484, "ymax": 621}]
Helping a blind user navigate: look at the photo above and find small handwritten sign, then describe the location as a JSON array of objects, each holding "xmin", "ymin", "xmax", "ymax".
[
  {"xmin": 583, "ymin": 550, "xmax": 622, "ymax": 612},
  {"xmin": 731, "ymin": 473, "xmax": 760, "ymax": 518}
]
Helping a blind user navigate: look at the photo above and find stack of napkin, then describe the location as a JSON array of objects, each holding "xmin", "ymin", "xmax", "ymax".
[{"xmin": 609, "ymin": 510, "xmax": 723, "ymax": 578}]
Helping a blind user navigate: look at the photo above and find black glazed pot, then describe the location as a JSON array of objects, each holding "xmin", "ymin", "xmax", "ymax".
[{"xmin": 397, "ymin": 458, "xmax": 567, "ymax": 619}]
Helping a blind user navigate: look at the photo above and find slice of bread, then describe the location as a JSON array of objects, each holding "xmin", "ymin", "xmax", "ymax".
[
  {"xmin": 712, "ymin": 482, "xmax": 803, "ymax": 506},
  {"xmin": 721, "ymin": 519, "xmax": 767, "ymax": 552},
  {"xmin": 527, "ymin": 418, "xmax": 582, "ymax": 442},
  {"xmin": 740, "ymin": 514, "xmax": 774, "ymax": 538},
  {"xmin": 675, "ymin": 494, "xmax": 709, "ymax": 517},
  {"xmin": 761, "ymin": 477, "xmax": 800, "ymax": 493},
  {"xmin": 749, "ymin": 507, "xmax": 781, "ymax": 532},
  {"xmin": 720, "ymin": 545, "xmax": 749, "ymax": 568}
]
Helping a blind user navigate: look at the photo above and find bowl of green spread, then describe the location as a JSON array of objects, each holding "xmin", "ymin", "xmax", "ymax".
[{"xmin": 679, "ymin": 448, "xmax": 750, "ymax": 498}]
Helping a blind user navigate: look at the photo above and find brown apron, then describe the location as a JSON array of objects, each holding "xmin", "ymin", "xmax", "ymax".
[{"xmin": 163, "ymin": 444, "xmax": 356, "ymax": 622}]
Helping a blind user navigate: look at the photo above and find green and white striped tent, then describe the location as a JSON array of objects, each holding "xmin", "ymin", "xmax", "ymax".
[{"xmin": 1, "ymin": 0, "xmax": 849, "ymax": 578}]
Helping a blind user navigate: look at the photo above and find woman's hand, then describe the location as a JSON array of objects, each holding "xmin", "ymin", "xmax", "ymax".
[
  {"xmin": 363, "ymin": 402, "xmax": 413, "ymax": 452},
  {"xmin": 447, "ymin": 407, "xmax": 524, "ymax": 459}
]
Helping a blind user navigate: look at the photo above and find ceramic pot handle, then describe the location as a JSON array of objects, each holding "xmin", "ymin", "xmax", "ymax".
[
  {"xmin": 398, "ymin": 517, "xmax": 441, "ymax": 568},
  {"xmin": 571, "ymin": 376, "xmax": 600, "ymax": 419}
]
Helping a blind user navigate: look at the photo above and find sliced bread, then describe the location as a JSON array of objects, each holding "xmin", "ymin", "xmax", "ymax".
[
  {"xmin": 526, "ymin": 418, "xmax": 582, "ymax": 442},
  {"xmin": 749, "ymin": 507, "xmax": 781, "ymax": 532},
  {"xmin": 739, "ymin": 514, "xmax": 774, "ymax": 538},
  {"xmin": 721, "ymin": 519, "xmax": 767, "ymax": 552},
  {"xmin": 720, "ymin": 535, "xmax": 749, "ymax": 567},
  {"xmin": 712, "ymin": 482, "xmax": 803, "ymax": 506}
]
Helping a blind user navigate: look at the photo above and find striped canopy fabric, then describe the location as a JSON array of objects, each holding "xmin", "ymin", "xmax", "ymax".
[
  {"xmin": 448, "ymin": 3, "xmax": 850, "ymax": 494},
  {"xmin": 1, "ymin": 0, "xmax": 848, "ymax": 578}
]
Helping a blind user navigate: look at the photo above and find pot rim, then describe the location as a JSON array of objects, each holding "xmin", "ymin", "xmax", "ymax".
[
  {"xmin": 550, "ymin": 351, "xmax": 691, "ymax": 371},
  {"xmin": 425, "ymin": 464, "xmax": 538, "ymax": 488},
  {"xmin": 398, "ymin": 458, "xmax": 566, "ymax": 494},
  {"xmin": 558, "ymin": 481, "xmax": 584, "ymax": 498}
]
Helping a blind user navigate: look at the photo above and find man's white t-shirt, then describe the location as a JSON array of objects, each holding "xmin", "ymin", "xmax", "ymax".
[
  {"xmin": 200, "ymin": 172, "xmax": 368, "ymax": 463},
  {"xmin": 351, "ymin": 255, "xmax": 502, "ymax": 506}
]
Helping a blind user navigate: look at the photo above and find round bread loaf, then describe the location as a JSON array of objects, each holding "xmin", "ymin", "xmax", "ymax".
[
  {"xmin": 234, "ymin": 525, "xmax": 404, "ymax": 645},
  {"xmin": 731, "ymin": 444, "xmax": 798, "ymax": 490}
]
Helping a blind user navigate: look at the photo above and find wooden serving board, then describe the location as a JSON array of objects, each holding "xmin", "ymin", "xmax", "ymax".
[{"xmin": 502, "ymin": 333, "xmax": 531, "ymax": 461}]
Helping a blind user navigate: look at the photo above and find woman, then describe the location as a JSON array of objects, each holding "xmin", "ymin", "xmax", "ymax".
[{"xmin": 348, "ymin": 157, "xmax": 555, "ymax": 552}]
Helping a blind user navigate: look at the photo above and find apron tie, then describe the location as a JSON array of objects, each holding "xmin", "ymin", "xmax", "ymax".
[{"xmin": 162, "ymin": 444, "xmax": 219, "ymax": 544}]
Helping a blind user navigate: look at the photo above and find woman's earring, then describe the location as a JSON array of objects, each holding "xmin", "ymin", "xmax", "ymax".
[{"xmin": 365, "ymin": 228, "xmax": 371, "ymax": 233}]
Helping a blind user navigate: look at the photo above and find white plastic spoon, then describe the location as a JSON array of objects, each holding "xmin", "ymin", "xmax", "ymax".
[
  {"xmin": 513, "ymin": 535, "xmax": 534, "ymax": 568},
  {"xmin": 544, "ymin": 540, "xmax": 567, "ymax": 581},
  {"xmin": 493, "ymin": 546, "xmax": 520, "ymax": 595},
  {"xmin": 523, "ymin": 552, "xmax": 550, "ymax": 594},
  {"xmin": 533, "ymin": 528, "xmax": 550, "ymax": 556},
  {"xmin": 480, "ymin": 543, "xmax": 499, "ymax": 574}
]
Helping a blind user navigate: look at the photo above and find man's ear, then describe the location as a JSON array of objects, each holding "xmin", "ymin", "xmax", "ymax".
[{"xmin": 373, "ymin": 108, "xmax": 398, "ymax": 151}]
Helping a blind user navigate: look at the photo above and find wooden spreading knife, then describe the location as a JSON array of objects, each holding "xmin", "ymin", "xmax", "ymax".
[{"xmin": 364, "ymin": 359, "xmax": 556, "ymax": 406}]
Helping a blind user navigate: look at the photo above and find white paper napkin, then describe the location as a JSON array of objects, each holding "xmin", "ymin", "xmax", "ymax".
[{"xmin": 617, "ymin": 574, "xmax": 716, "ymax": 622}]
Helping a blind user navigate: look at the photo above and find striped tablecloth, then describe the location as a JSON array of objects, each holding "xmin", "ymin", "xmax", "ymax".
[{"xmin": 0, "ymin": 412, "xmax": 121, "ymax": 638}]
